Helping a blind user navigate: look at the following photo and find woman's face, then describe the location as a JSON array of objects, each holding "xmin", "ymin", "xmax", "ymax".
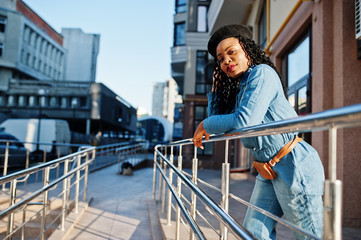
[{"xmin": 216, "ymin": 37, "xmax": 250, "ymax": 79}]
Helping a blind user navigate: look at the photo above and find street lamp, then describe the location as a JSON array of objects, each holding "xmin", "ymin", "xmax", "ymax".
[{"xmin": 71, "ymin": 98, "xmax": 78, "ymax": 132}]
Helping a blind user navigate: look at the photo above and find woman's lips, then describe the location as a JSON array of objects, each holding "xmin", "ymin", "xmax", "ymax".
[{"xmin": 227, "ymin": 64, "xmax": 236, "ymax": 72}]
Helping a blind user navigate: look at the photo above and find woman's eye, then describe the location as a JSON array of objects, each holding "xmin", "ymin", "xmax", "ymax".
[{"xmin": 229, "ymin": 49, "xmax": 236, "ymax": 54}]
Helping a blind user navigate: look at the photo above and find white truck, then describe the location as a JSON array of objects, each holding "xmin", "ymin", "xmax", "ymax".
[{"xmin": 0, "ymin": 118, "xmax": 71, "ymax": 155}]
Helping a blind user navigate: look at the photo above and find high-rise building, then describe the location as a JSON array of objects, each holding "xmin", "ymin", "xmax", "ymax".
[
  {"xmin": 152, "ymin": 79, "xmax": 182, "ymax": 123},
  {"xmin": 62, "ymin": 28, "xmax": 100, "ymax": 82}
]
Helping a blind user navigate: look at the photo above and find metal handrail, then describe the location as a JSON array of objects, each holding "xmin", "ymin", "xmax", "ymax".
[
  {"xmin": 166, "ymin": 103, "xmax": 361, "ymax": 146},
  {"xmin": 153, "ymin": 103, "xmax": 361, "ymax": 240},
  {"xmin": 0, "ymin": 147, "xmax": 94, "ymax": 185},
  {"xmin": 0, "ymin": 141, "xmax": 147, "ymax": 240},
  {"xmin": 155, "ymin": 148, "xmax": 254, "ymax": 240}
]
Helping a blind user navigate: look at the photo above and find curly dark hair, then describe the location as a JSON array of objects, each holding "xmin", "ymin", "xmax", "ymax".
[{"xmin": 211, "ymin": 35, "xmax": 287, "ymax": 114}]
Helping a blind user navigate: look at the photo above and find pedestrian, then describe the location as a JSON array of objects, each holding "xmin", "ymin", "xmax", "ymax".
[{"xmin": 192, "ymin": 24, "xmax": 324, "ymax": 240}]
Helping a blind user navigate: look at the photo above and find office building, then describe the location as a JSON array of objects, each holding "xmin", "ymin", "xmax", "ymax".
[
  {"xmin": 152, "ymin": 78, "xmax": 182, "ymax": 123},
  {"xmin": 62, "ymin": 28, "xmax": 100, "ymax": 82}
]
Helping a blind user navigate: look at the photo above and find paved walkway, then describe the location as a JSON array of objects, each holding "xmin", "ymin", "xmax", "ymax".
[
  {"xmin": 66, "ymin": 164, "xmax": 361, "ymax": 240},
  {"xmin": 67, "ymin": 165, "xmax": 154, "ymax": 240}
]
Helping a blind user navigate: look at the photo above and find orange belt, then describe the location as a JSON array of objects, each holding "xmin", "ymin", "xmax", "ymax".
[{"xmin": 268, "ymin": 136, "xmax": 303, "ymax": 167}]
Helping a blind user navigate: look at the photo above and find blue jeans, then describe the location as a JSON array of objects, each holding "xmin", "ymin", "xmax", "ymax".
[{"xmin": 243, "ymin": 141, "xmax": 324, "ymax": 240}]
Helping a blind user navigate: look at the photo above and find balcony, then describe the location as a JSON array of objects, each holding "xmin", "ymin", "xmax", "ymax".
[{"xmin": 208, "ymin": 0, "xmax": 253, "ymax": 34}]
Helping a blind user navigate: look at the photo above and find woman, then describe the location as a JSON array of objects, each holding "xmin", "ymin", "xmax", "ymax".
[{"xmin": 192, "ymin": 24, "xmax": 324, "ymax": 240}]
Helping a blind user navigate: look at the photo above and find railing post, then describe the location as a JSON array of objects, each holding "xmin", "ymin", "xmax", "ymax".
[
  {"xmin": 93, "ymin": 149, "xmax": 97, "ymax": 170},
  {"xmin": 117, "ymin": 148, "xmax": 121, "ymax": 173},
  {"xmin": 167, "ymin": 146, "xmax": 174, "ymax": 225},
  {"xmin": 75, "ymin": 154, "xmax": 81, "ymax": 213},
  {"xmin": 61, "ymin": 159, "xmax": 69, "ymax": 230},
  {"xmin": 7, "ymin": 179, "xmax": 17, "ymax": 239},
  {"xmin": 22, "ymin": 207, "xmax": 26, "ymax": 240},
  {"xmin": 152, "ymin": 149, "xmax": 157, "ymax": 200},
  {"xmin": 158, "ymin": 149, "xmax": 163, "ymax": 202},
  {"xmin": 83, "ymin": 152, "xmax": 89, "ymax": 201},
  {"xmin": 175, "ymin": 145, "xmax": 183, "ymax": 240},
  {"xmin": 2, "ymin": 142, "xmax": 9, "ymax": 190},
  {"xmin": 190, "ymin": 146, "xmax": 198, "ymax": 240},
  {"xmin": 104, "ymin": 147, "xmax": 110, "ymax": 166},
  {"xmin": 220, "ymin": 140, "xmax": 230, "ymax": 240},
  {"xmin": 41, "ymin": 166, "xmax": 50, "ymax": 240},
  {"xmin": 323, "ymin": 126, "xmax": 342, "ymax": 240},
  {"xmin": 162, "ymin": 147, "xmax": 168, "ymax": 212}
]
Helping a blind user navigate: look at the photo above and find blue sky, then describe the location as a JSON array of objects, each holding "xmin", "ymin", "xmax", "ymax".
[{"xmin": 22, "ymin": 0, "xmax": 174, "ymax": 114}]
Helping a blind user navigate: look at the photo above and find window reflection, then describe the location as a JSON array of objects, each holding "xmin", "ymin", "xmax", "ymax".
[
  {"xmin": 288, "ymin": 93, "xmax": 295, "ymax": 108},
  {"xmin": 197, "ymin": 6, "xmax": 207, "ymax": 32},
  {"xmin": 174, "ymin": 22, "xmax": 185, "ymax": 46},
  {"xmin": 287, "ymin": 36, "xmax": 309, "ymax": 88},
  {"xmin": 298, "ymin": 87, "xmax": 307, "ymax": 116}
]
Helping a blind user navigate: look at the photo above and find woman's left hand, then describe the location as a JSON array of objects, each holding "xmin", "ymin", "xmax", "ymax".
[{"xmin": 192, "ymin": 121, "xmax": 210, "ymax": 150}]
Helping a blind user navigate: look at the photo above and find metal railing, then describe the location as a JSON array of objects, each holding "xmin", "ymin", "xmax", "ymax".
[
  {"xmin": 0, "ymin": 141, "xmax": 146, "ymax": 240},
  {"xmin": 152, "ymin": 103, "xmax": 361, "ymax": 240}
]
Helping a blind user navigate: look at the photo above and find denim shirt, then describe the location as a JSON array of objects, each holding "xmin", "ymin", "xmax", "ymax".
[{"xmin": 203, "ymin": 64, "xmax": 298, "ymax": 162}]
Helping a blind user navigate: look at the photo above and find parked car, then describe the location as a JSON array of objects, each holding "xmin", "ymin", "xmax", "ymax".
[{"xmin": 0, "ymin": 133, "xmax": 28, "ymax": 168}]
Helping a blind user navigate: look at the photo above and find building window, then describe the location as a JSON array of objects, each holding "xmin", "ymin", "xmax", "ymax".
[
  {"xmin": 26, "ymin": 53, "xmax": 31, "ymax": 66},
  {"xmin": 23, "ymin": 27, "xmax": 30, "ymax": 42},
  {"xmin": 282, "ymin": 29, "xmax": 311, "ymax": 142},
  {"xmin": 49, "ymin": 96, "xmax": 59, "ymax": 107},
  {"xmin": 194, "ymin": 105, "xmax": 212, "ymax": 155},
  {"xmin": 29, "ymin": 96, "xmax": 38, "ymax": 107},
  {"xmin": 258, "ymin": 1, "xmax": 267, "ymax": 49},
  {"xmin": 0, "ymin": 42, "xmax": 3, "ymax": 57},
  {"xmin": 175, "ymin": 0, "xmax": 186, "ymax": 13},
  {"xmin": 61, "ymin": 97, "xmax": 69, "ymax": 108},
  {"xmin": 174, "ymin": 22, "xmax": 186, "ymax": 46},
  {"xmin": 0, "ymin": 95, "xmax": 7, "ymax": 106},
  {"xmin": 79, "ymin": 97, "xmax": 88, "ymax": 108},
  {"xmin": 7, "ymin": 95, "xmax": 17, "ymax": 107},
  {"xmin": 197, "ymin": 5, "xmax": 208, "ymax": 32},
  {"xmin": 196, "ymin": 51, "xmax": 211, "ymax": 94},
  {"xmin": 18, "ymin": 95, "xmax": 27, "ymax": 106},
  {"xmin": 0, "ymin": 15, "xmax": 6, "ymax": 33},
  {"xmin": 39, "ymin": 96, "xmax": 48, "ymax": 107},
  {"xmin": 33, "ymin": 57, "xmax": 36, "ymax": 68}
]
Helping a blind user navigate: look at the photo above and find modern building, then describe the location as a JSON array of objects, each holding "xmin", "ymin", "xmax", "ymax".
[
  {"xmin": 171, "ymin": 0, "xmax": 361, "ymax": 228},
  {"xmin": 152, "ymin": 78, "xmax": 182, "ymax": 123},
  {"xmin": 0, "ymin": 0, "xmax": 137, "ymax": 144},
  {"xmin": 0, "ymin": 0, "xmax": 66, "ymax": 87},
  {"xmin": 136, "ymin": 115, "xmax": 173, "ymax": 150},
  {"xmin": 152, "ymin": 82, "xmax": 167, "ymax": 117},
  {"xmin": 62, "ymin": 28, "xmax": 100, "ymax": 82}
]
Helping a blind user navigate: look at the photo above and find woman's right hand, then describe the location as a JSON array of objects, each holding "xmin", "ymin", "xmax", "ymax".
[{"xmin": 192, "ymin": 121, "xmax": 210, "ymax": 150}]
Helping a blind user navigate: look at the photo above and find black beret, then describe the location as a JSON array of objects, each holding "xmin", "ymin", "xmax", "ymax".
[{"xmin": 207, "ymin": 24, "xmax": 253, "ymax": 58}]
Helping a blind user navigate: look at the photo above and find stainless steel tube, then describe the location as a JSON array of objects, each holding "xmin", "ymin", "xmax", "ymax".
[
  {"xmin": 2, "ymin": 142, "xmax": 9, "ymax": 191},
  {"xmin": 152, "ymin": 150, "xmax": 157, "ymax": 200},
  {"xmin": 190, "ymin": 146, "xmax": 199, "ymax": 240},
  {"xmin": 61, "ymin": 159, "xmax": 69, "ymax": 230},
  {"xmin": 220, "ymin": 162, "xmax": 230, "ymax": 240},
  {"xmin": 156, "ymin": 162, "xmax": 205, "ymax": 240},
  {"xmin": 175, "ymin": 145, "xmax": 183, "ymax": 240},
  {"xmin": 167, "ymin": 146, "xmax": 174, "ymax": 225}
]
